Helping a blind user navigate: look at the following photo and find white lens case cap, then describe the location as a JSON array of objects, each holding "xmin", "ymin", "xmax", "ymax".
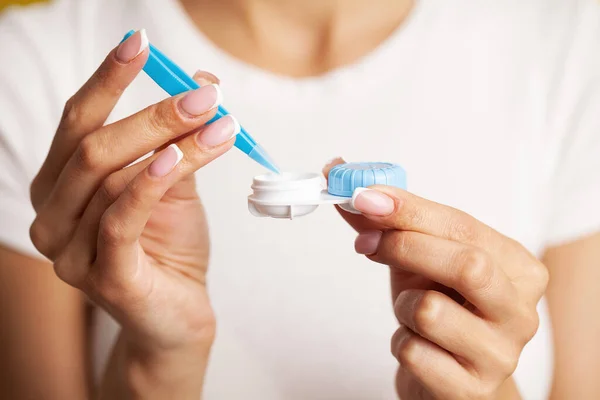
[{"xmin": 247, "ymin": 172, "xmax": 357, "ymax": 219}]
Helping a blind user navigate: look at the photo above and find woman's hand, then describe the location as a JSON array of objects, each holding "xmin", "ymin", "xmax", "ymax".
[
  {"xmin": 28, "ymin": 30, "xmax": 236, "ymax": 398},
  {"xmin": 353, "ymin": 187, "xmax": 548, "ymax": 399},
  {"xmin": 326, "ymin": 161, "xmax": 549, "ymax": 399}
]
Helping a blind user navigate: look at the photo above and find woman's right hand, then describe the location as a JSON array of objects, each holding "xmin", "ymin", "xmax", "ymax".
[{"xmin": 28, "ymin": 30, "xmax": 236, "ymax": 398}]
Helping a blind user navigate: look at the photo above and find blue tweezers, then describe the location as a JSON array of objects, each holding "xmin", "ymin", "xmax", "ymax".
[{"xmin": 121, "ymin": 30, "xmax": 279, "ymax": 173}]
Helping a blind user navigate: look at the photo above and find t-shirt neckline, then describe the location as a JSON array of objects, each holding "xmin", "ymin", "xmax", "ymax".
[{"xmin": 146, "ymin": 0, "xmax": 428, "ymax": 95}]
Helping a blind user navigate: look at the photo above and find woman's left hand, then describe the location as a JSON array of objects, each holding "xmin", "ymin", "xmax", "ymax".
[{"xmin": 344, "ymin": 184, "xmax": 549, "ymax": 399}]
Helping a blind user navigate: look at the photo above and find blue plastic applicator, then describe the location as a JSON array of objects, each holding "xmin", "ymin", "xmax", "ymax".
[{"xmin": 121, "ymin": 30, "xmax": 280, "ymax": 174}]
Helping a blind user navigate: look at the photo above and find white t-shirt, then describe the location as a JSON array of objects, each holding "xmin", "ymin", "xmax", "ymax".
[{"xmin": 1, "ymin": 0, "xmax": 600, "ymax": 398}]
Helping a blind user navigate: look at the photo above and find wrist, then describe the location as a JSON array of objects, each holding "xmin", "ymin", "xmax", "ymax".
[
  {"xmin": 127, "ymin": 344, "xmax": 210, "ymax": 399},
  {"xmin": 100, "ymin": 330, "xmax": 215, "ymax": 400}
]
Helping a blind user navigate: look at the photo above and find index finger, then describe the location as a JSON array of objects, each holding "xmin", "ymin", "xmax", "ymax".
[
  {"xmin": 32, "ymin": 30, "xmax": 149, "ymax": 209},
  {"xmin": 351, "ymin": 186, "xmax": 500, "ymax": 249}
]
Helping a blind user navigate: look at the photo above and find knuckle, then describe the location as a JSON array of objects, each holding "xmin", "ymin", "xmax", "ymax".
[
  {"xmin": 526, "ymin": 312, "xmax": 541, "ymax": 340},
  {"xmin": 29, "ymin": 217, "xmax": 54, "ymax": 259},
  {"xmin": 531, "ymin": 261, "xmax": 549, "ymax": 293},
  {"xmin": 412, "ymin": 291, "xmax": 443, "ymax": 334},
  {"xmin": 396, "ymin": 334, "xmax": 421, "ymax": 370},
  {"xmin": 29, "ymin": 174, "xmax": 43, "ymax": 209},
  {"xmin": 512, "ymin": 242, "xmax": 549, "ymax": 288},
  {"xmin": 76, "ymin": 135, "xmax": 103, "ymax": 171},
  {"xmin": 401, "ymin": 206, "xmax": 426, "ymax": 230},
  {"xmin": 390, "ymin": 328, "xmax": 404, "ymax": 356},
  {"xmin": 518, "ymin": 308, "xmax": 540, "ymax": 343},
  {"xmin": 446, "ymin": 213, "xmax": 477, "ymax": 243},
  {"xmin": 52, "ymin": 254, "xmax": 78, "ymax": 286},
  {"xmin": 61, "ymin": 96, "xmax": 80, "ymax": 127},
  {"xmin": 52, "ymin": 256, "xmax": 69, "ymax": 282},
  {"xmin": 457, "ymin": 248, "xmax": 494, "ymax": 292},
  {"xmin": 494, "ymin": 346, "xmax": 519, "ymax": 377},
  {"xmin": 389, "ymin": 231, "xmax": 414, "ymax": 258},
  {"xmin": 186, "ymin": 309, "xmax": 218, "ymax": 343},
  {"xmin": 98, "ymin": 212, "xmax": 129, "ymax": 246},
  {"xmin": 146, "ymin": 101, "xmax": 182, "ymax": 135}
]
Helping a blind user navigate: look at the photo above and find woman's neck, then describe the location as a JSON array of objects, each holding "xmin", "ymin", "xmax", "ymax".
[{"xmin": 179, "ymin": 0, "xmax": 414, "ymax": 77}]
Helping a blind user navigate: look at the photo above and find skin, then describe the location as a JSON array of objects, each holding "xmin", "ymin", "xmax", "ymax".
[
  {"xmin": 3, "ymin": 30, "xmax": 235, "ymax": 399},
  {"xmin": 544, "ymin": 234, "xmax": 600, "ymax": 400},
  {"xmin": 323, "ymin": 159, "xmax": 545, "ymax": 399},
  {"xmin": 1, "ymin": 0, "xmax": 599, "ymax": 399}
]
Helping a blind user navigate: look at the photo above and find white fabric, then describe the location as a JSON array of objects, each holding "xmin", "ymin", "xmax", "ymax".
[{"xmin": 1, "ymin": 0, "xmax": 599, "ymax": 398}]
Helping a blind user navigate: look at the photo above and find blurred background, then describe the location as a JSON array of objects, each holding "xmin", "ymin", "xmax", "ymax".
[{"xmin": 0, "ymin": 0, "xmax": 42, "ymax": 11}]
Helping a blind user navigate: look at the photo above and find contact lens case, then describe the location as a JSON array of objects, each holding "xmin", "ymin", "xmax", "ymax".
[{"xmin": 248, "ymin": 162, "xmax": 407, "ymax": 219}]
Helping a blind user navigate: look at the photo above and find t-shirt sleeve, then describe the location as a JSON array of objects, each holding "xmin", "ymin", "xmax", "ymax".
[
  {"xmin": 0, "ymin": 2, "xmax": 81, "ymax": 258},
  {"xmin": 543, "ymin": 1, "xmax": 600, "ymax": 248}
]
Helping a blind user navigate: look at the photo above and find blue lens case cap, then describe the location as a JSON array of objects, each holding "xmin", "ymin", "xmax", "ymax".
[{"xmin": 327, "ymin": 162, "xmax": 407, "ymax": 197}]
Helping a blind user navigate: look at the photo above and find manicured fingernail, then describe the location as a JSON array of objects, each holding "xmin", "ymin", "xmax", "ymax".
[
  {"xmin": 116, "ymin": 29, "xmax": 148, "ymax": 63},
  {"xmin": 352, "ymin": 188, "xmax": 395, "ymax": 216},
  {"xmin": 193, "ymin": 70, "xmax": 220, "ymax": 86},
  {"xmin": 355, "ymin": 230, "xmax": 383, "ymax": 255},
  {"xmin": 323, "ymin": 157, "xmax": 345, "ymax": 173},
  {"xmin": 196, "ymin": 115, "xmax": 239, "ymax": 147},
  {"xmin": 179, "ymin": 84, "xmax": 222, "ymax": 116},
  {"xmin": 148, "ymin": 144, "xmax": 183, "ymax": 177}
]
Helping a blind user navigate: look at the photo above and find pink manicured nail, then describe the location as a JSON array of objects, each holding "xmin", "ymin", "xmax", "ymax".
[
  {"xmin": 352, "ymin": 188, "xmax": 395, "ymax": 216},
  {"xmin": 196, "ymin": 115, "xmax": 240, "ymax": 147},
  {"xmin": 355, "ymin": 231, "xmax": 383, "ymax": 255},
  {"xmin": 193, "ymin": 70, "xmax": 220, "ymax": 86},
  {"xmin": 116, "ymin": 29, "xmax": 148, "ymax": 63},
  {"xmin": 148, "ymin": 144, "xmax": 183, "ymax": 177},
  {"xmin": 179, "ymin": 84, "xmax": 222, "ymax": 116}
]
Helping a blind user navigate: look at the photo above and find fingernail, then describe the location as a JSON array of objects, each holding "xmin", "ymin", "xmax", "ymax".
[
  {"xmin": 355, "ymin": 230, "xmax": 383, "ymax": 255},
  {"xmin": 196, "ymin": 115, "xmax": 239, "ymax": 147},
  {"xmin": 116, "ymin": 29, "xmax": 148, "ymax": 63},
  {"xmin": 193, "ymin": 70, "xmax": 220, "ymax": 86},
  {"xmin": 323, "ymin": 157, "xmax": 345, "ymax": 173},
  {"xmin": 325, "ymin": 156, "xmax": 344, "ymax": 166},
  {"xmin": 148, "ymin": 144, "xmax": 183, "ymax": 177},
  {"xmin": 179, "ymin": 84, "xmax": 222, "ymax": 116},
  {"xmin": 352, "ymin": 188, "xmax": 395, "ymax": 216},
  {"xmin": 322, "ymin": 157, "xmax": 345, "ymax": 179}
]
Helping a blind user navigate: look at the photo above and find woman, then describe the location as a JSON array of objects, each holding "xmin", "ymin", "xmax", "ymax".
[{"xmin": 0, "ymin": 0, "xmax": 599, "ymax": 398}]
